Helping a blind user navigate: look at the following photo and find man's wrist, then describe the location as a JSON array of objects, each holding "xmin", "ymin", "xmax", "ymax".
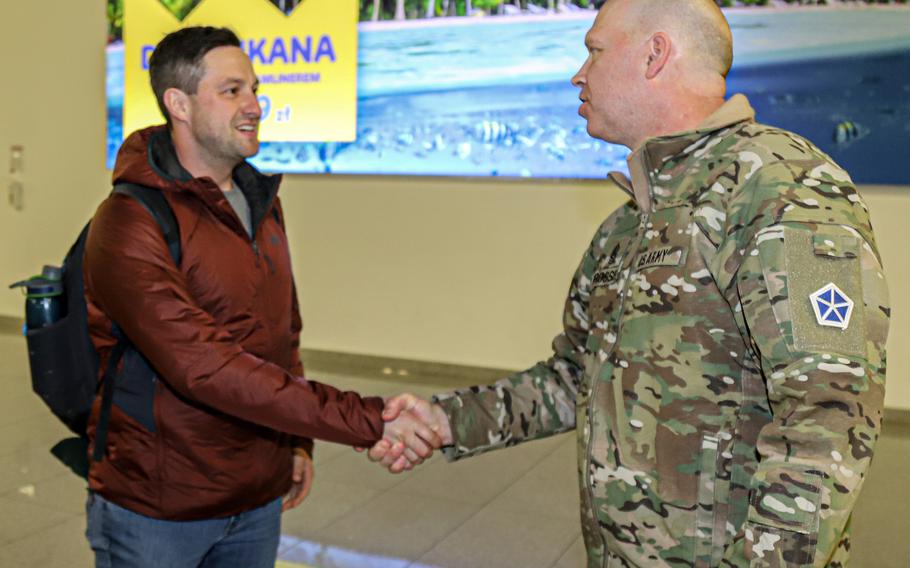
[{"xmin": 430, "ymin": 403, "xmax": 454, "ymax": 446}]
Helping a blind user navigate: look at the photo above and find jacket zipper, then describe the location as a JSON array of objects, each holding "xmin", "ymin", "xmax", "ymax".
[
  {"xmin": 584, "ymin": 210, "xmax": 650, "ymax": 567},
  {"xmin": 252, "ymin": 239, "xmax": 261, "ymax": 267}
]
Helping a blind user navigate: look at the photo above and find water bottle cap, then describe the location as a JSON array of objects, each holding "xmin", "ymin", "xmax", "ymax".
[
  {"xmin": 23, "ymin": 279, "xmax": 63, "ymax": 298},
  {"xmin": 41, "ymin": 265, "xmax": 63, "ymax": 281}
]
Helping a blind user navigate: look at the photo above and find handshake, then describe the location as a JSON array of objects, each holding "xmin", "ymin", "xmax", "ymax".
[{"xmin": 363, "ymin": 394, "xmax": 454, "ymax": 473}]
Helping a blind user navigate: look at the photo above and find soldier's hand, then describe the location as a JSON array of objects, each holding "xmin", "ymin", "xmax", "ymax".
[
  {"xmin": 382, "ymin": 394, "xmax": 453, "ymax": 446},
  {"xmin": 366, "ymin": 394, "xmax": 453, "ymax": 473}
]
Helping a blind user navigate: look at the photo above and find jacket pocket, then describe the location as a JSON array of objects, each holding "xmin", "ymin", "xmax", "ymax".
[
  {"xmin": 575, "ymin": 387, "xmax": 605, "ymax": 563},
  {"xmin": 695, "ymin": 433, "xmax": 719, "ymax": 567},
  {"xmin": 695, "ymin": 431, "xmax": 732, "ymax": 568},
  {"xmin": 745, "ymin": 465, "xmax": 822, "ymax": 567}
]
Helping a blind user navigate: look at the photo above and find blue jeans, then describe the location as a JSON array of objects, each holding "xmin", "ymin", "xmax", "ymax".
[{"xmin": 85, "ymin": 492, "xmax": 281, "ymax": 568}]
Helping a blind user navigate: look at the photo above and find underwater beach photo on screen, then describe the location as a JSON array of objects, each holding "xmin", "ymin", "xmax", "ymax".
[{"xmin": 106, "ymin": 0, "xmax": 910, "ymax": 183}]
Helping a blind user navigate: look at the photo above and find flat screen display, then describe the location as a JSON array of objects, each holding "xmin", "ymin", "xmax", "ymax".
[{"xmin": 107, "ymin": 1, "xmax": 910, "ymax": 183}]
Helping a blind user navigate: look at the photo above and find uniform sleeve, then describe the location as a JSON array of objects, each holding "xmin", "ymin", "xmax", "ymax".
[
  {"xmin": 85, "ymin": 194, "xmax": 384, "ymax": 448},
  {"xmin": 726, "ymin": 218, "xmax": 889, "ymax": 567},
  {"xmin": 434, "ymin": 243, "xmax": 596, "ymax": 460}
]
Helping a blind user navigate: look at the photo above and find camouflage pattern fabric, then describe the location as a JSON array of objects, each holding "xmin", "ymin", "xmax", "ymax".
[{"xmin": 435, "ymin": 95, "xmax": 889, "ymax": 568}]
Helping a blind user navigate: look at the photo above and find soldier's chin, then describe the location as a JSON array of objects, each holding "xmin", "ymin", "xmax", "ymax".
[
  {"xmin": 586, "ymin": 123, "xmax": 607, "ymax": 142},
  {"xmin": 587, "ymin": 124, "xmax": 621, "ymax": 146}
]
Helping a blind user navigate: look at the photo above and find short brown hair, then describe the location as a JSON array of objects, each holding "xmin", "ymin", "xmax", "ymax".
[{"xmin": 148, "ymin": 26, "xmax": 241, "ymax": 123}]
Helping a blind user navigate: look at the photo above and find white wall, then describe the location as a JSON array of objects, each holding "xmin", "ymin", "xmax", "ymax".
[{"xmin": 2, "ymin": 1, "xmax": 907, "ymax": 408}]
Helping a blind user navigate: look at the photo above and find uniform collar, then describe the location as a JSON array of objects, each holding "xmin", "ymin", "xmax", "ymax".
[{"xmin": 609, "ymin": 94, "xmax": 756, "ymax": 212}]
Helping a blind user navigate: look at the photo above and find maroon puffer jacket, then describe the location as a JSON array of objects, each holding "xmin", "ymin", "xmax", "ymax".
[{"xmin": 84, "ymin": 126, "xmax": 384, "ymax": 520}]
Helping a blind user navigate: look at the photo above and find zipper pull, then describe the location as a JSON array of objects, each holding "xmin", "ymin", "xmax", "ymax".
[{"xmin": 252, "ymin": 241, "xmax": 261, "ymax": 266}]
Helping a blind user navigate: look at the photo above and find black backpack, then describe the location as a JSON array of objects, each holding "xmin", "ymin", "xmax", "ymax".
[{"xmin": 17, "ymin": 183, "xmax": 181, "ymax": 477}]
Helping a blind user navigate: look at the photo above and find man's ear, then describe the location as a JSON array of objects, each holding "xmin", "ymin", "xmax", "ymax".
[
  {"xmin": 645, "ymin": 32, "xmax": 672, "ymax": 80},
  {"xmin": 163, "ymin": 88, "xmax": 191, "ymax": 123}
]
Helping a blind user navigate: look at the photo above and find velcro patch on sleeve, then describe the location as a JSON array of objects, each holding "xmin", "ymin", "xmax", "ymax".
[{"xmin": 759, "ymin": 225, "xmax": 866, "ymax": 358}]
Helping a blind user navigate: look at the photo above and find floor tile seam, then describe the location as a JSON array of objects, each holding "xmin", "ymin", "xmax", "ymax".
[
  {"xmin": 0, "ymin": 413, "xmax": 51, "ymax": 430},
  {"xmin": 3, "ymin": 490, "xmax": 88, "ymax": 517},
  {"xmin": 412, "ymin": 503, "xmax": 578, "ymax": 568},
  {"xmin": 490, "ymin": 497, "xmax": 583, "ymax": 524},
  {"xmin": 0, "ymin": 443, "xmax": 74, "ymax": 464},
  {"xmin": 279, "ymin": 536, "xmax": 419, "ymax": 568},
  {"xmin": 310, "ymin": 448, "xmax": 351, "ymax": 468},
  {"xmin": 381, "ymin": 448, "xmax": 548, "ymax": 505},
  {"xmin": 0, "ymin": 471, "xmax": 81, "ymax": 500},
  {"xmin": 538, "ymin": 530, "xmax": 587, "ymax": 568},
  {"xmin": 0, "ymin": 395, "xmax": 50, "ymax": 415},
  {"xmin": 548, "ymin": 532, "xmax": 586, "ymax": 568},
  {"xmin": 0, "ymin": 458, "xmax": 76, "ymax": 484},
  {"xmin": 0, "ymin": 466, "xmax": 71, "ymax": 496},
  {"xmin": 283, "ymin": 479, "xmax": 389, "ymax": 532},
  {"xmin": 402, "ymin": 559, "xmax": 443, "ymax": 568},
  {"xmin": 0, "ymin": 415, "xmax": 68, "ymax": 444},
  {"xmin": 533, "ymin": 433, "xmax": 577, "ymax": 463},
  {"xmin": 424, "ymin": 434, "xmax": 568, "ymax": 498},
  {"xmin": 490, "ymin": 435, "xmax": 574, "ymax": 487},
  {"xmin": 0, "ymin": 402, "xmax": 50, "ymax": 415},
  {"xmin": 491, "ymin": 443, "xmax": 582, "ymax": 522},
  {"xmin": 301, "ymin": 471, "xmax": 419, "ymax": 538},
  {"xmin": 409, "ymin": 450, "xmax": 566, "ymax": 565},
  {"xmin": 301, "ymin": 487, "xmax": 485, "ymax": 565},
  {"xmin": 409, "ymin": 437, "xmax": 582, "ymax": 564},
  {"xmin": 0, "ymin": 511, "xmax": 82, "ymax": 548}
]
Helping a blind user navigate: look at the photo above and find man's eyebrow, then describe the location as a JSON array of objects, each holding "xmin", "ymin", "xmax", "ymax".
[{"xmin": 218, "ymin": 78, "xmax": 245, "ymax": 88}]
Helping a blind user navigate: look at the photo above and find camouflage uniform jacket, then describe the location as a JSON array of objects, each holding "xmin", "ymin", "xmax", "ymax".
[{"xmin": 435, "ymin": 95, "xmax": 889, "ymax": 568}]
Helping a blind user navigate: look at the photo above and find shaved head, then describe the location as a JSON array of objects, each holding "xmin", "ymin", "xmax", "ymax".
[
  {"xmin": 618, "ymin": 0, "xmax": 733, "ymax": 78},
  {"xmin": 572, "ymin": 0, "xmax": 732, "ymax": 148}
]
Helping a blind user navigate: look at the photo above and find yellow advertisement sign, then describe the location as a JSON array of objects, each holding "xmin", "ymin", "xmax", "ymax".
[{"xmin": 123, "ymin": 0, "xmax": 357, "ymax": 141}]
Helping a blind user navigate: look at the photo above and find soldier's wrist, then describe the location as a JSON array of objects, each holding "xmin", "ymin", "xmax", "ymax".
[{"xmin": 431, "ymin": 403, "xmax": 454, "ymax": 446}]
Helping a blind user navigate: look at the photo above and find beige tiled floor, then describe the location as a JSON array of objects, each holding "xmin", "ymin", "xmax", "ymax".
[{"xmin": 0, "ymin": 331, "xmax": 908, "ymax": 567}]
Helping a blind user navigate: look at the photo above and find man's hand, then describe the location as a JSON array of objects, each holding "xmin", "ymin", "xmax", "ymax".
[
  {"xmin": 369, "ymin": 394, "xmax": 453, "ymax": 473},
  {"xmin": 282, "ymin": 447, "xmax": 314, "ymax": 512}
]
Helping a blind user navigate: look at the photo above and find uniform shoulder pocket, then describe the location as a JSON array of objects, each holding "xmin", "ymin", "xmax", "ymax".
[{"xmin": 809, "ymin": 231, "xmax": 859, "ymax": 259}]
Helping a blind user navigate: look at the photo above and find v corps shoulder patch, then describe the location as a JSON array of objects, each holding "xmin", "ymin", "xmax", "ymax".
[
  {"xmin": 810, "ymin": 283, "xmax": 854, "ymax": 330},
  {"xmin": 758, "ymin": 225, "xmax": 867, "ymax": 358}
]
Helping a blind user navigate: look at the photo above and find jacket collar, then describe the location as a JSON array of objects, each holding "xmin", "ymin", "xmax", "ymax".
[
  {"xmin": 610, "ymin": 94, "xmax": 756, "ymax": 212},
  {"xmin": 113, "ymin": 126, "xmax": 282, "ymax": 235},
  {"xmin": 148, "ymin": 128, "xmax": 195, "ymax": 183}
]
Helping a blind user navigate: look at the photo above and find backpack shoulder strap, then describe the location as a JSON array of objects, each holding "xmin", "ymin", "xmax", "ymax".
[
  {"xmin": 112, "ymin": 183, "xmax": 182, "ymax": 266},
  {"xmin": 92, "ymin": 184, "xmax": 180, "ymax": 463}
]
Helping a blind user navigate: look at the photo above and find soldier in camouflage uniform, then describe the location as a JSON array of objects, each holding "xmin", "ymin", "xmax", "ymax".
[{"xmin": 372, "ymin": 1, "xmax": 890, "ymax": 566}]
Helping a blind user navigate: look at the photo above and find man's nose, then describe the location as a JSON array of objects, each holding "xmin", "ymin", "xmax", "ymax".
[
  {"xmin": 571, "ymin": 61, "xmax": 588, "ymax": 88},
  {"xmin": 244, "ymin": 92, "xmax": 262, "ymax": 118}
]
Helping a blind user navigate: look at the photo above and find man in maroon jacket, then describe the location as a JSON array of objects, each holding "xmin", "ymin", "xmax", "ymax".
[{"xmin": 83, "ymin": 27, "xmax": 437, "ymax": 567}]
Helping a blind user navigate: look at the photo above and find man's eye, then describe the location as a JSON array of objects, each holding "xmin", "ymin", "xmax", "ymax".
[{"xmin": 225, "ymin": 88, "xmax": 238, "ymax": 95}]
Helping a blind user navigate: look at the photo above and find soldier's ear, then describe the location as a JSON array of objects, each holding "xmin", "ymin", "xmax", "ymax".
[
  {"xmin": 645, "ymin": 32, "xmax": 672, "ymax": 80},
  {"xmin": 164, "ymin": 88, "xmax": 192, "ymax": 124}
]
